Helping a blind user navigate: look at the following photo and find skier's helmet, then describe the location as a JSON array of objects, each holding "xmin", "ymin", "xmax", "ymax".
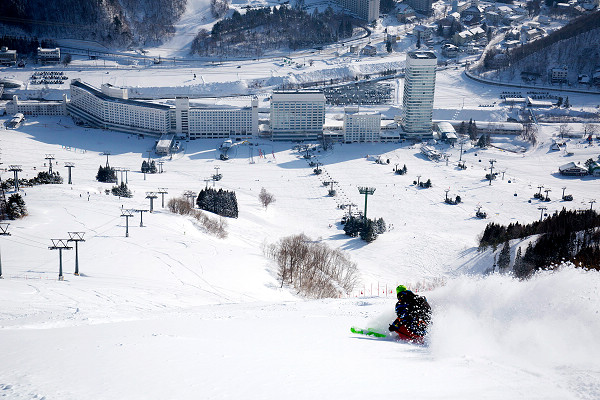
[{"xmin": 396, "ymin": 285, "xmax": 407, "ymax": 295}]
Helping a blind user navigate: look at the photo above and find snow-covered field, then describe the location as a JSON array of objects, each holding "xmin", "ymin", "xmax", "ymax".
[
  {"xmin": 1, "ymin": 0, "xmax": 600, "ymax": 396},
  {"xmin": 0, "ymin": 111, "xmax": 599, "ymax": 399}
]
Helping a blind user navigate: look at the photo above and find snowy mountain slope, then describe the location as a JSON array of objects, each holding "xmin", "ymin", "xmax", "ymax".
[{"xmin": 0, "ymin": 94, "xmax": 599, "ymax": 398}]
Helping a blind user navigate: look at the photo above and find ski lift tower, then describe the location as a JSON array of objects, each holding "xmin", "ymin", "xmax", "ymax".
[{"xmin": 358, "ymin": 187, "xmax": 376, "ymax": 220}]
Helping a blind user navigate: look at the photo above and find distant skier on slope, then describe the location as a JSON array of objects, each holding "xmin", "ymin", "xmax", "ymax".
[{"xmin": 388, "ymin": 285, "xmax": 432, "ymax": 343}]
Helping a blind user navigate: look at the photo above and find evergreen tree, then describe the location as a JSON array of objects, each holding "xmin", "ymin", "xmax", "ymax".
[
  {"xmin": 6, "ymin": 193, "xmax": 27, "ymax": 219},
  {"xmin": 498, "ymin": 240, "xmax": 511, "ymax": 270},
  {"xmin": 458, "ymin": 121, "xmax": 466, "ymax": 135},
  {"xmin": 513, "ymin": 246, "xmax": 523, "ymax": 273},
  {"xmin": 111, "ymin": 182, "xmax": 132, "ymax": 198},
  {"xmin": 468, "ymin": 119, "xmax": 478, "ymax": 141},
  {"xmin": 96, "ymin": 165, "xmax": 116, "ymax": 183},
  {"xmin": 359, "ymin": 219, "xmax": 378, "ymax": 243}
]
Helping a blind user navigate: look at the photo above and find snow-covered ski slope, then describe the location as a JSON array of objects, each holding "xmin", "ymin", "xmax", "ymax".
[{"xmin": 0, "ymin": 112, "xmax": 599, "ymax": 399}]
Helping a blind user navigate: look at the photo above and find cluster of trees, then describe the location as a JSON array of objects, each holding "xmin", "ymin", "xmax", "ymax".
[
  {"xmin": 96, "ymin": 166, "xmax": 116, "ymax": 183},
  {"xmin": 445, "ymin": 195, "xmax": 462, "ymax": 205},
  {"xmin": 264, "ymin": 233, "xmax": 358, "ymax": 298},
  {"xmin": 0, "ymin": 193, "xmax": 27, "ymax": 220},
  {"xmin": 395, "ymin": 164, "xmax": 408, "ymax": 175},
  {"xmin": 0, "ymin": 0, "xmax": 186, "ymax": 47},
  {"xmin": 457, "ymin": 119, "xmax": 479, "ymax": 141},
  {"xmin": 141, "ymin": 160, "xmax": 157, "ymax": 174},
  {"xmin": 111, "ymin": 182, "xmax": 132, "ymax": 198},
  {"xmin": 478, "ymin": 133, "xmax": 492, "ymax": 148},
  {"xmin": 168, "ymin": 196, "xmax": 228, "ymax": 238},
  {"xmin": 192, "ymin": 5, "xmax": 355, "ymax": 56},
  {"xmin": 342, "ymin": 216, "xmax": 386, "ymax": 243},
  {"xmin": 196, "ymin": 187, "xmax": 238, "ymax": 218},
  {"xmin": 480, "ymin": 209, "xmax": 600, "ymax": 276},
  {"xmin": 414, "ymin": 179, "xmax": 432, "ymax": 188},
  {"xmin": 1, "ymin": 171, "xmax": 62, "ymax": 189}
]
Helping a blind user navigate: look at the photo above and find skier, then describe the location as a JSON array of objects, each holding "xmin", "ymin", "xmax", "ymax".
[{"xmin": 388, "ymin": 285, "xmax": 432, "ymax": 343}]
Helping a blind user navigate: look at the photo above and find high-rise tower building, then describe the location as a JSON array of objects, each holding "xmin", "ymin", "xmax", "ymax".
[
  {"xmin": 402, "ymin": 51, "xmax": 437, "ymax": 136},
  {"xmin": 334, "ymin": 0, "xmax": 379, "ymax": 22}
]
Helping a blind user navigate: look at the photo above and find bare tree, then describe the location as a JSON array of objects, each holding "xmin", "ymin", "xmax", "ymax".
[
  {"xmin": 522, "ymin": 122, "xmax": 538, "ymax": 145},
  {"xmin": 583, "ymin": 123, "xmax": 598, "ymax": 138},
  {"xmin": 265, "ymin": 234, "xmax": 358, "ymax": 298},
  {"xmin": 259, "ymin": 187, "xmax": 276, "ymax": 209},
  {"xmin": 558, "ymin": 123, "xmax": 572, "ymax": 139}
]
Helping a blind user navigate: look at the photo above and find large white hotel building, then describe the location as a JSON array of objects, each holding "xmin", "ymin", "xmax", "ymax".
[
  {"xmin": 402, "ymin": 51, "xmax": 437, "ymax": 136},
  {"xmin": 270, "ymin": 91, "xmax": 325, "ymax": 141},
  {"xmin": 68, "ymin": 79, "xmax": 258, "ymax": 139}
]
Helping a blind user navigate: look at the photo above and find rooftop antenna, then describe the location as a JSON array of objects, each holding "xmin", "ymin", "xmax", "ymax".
[
  {"xmin": 0, "ymin": 223, "xmax": 10, "ymax": 278},
  {"xmin": 64, "ymin": 162, "xmax": 75, "ymax": 184},
  {"xmin": 67, "ymin": 232, "xmax": 85, "ymax": 276},
  {"xmin": 45, "ymin": 154, "xmax": 55, "ymax": 174},
  {"xmin": 49, "ymin": 239, "xmax": 73, "ymax": 281}
]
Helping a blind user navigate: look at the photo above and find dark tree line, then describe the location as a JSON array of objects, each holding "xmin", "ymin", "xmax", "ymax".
[
  {"xmin": 197, "ymin": 187, "xmax": 239, "ymax": 218},
  {"xmin": 192, "ymin": 5, "xmax": 355, "ymax": 56},
  {"xmin": 0, "ymin": 0, "xmax": 186, "ymax": 47},
  {"xmin": 2, "ymin": 171, "xmax": 62, "ymax": 189},
  {"xmin": 480, "ymin": 209, "xmax": 600, "ymax": 275}
]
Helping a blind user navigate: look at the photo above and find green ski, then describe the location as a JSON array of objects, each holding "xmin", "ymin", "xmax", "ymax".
[{"xmin": 350, "ymin": 326, "xmax": 388, "ymax": 338}]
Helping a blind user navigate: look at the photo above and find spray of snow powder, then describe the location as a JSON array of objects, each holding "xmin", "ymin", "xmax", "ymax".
[{"xmin": 426, "ymin": 266, "xmax": 600, "ymax": 371}]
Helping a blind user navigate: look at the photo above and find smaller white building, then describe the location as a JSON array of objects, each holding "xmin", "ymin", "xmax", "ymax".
[
  {"xmin": 0, "ymin": 46, "xmax": 17, "ymax": 66},
  {"xmin": 37, "ymin": 47, "xmax": 61, "ymax": 64},
  {"xmin": 343, "ymin": 107, "xmax": 381, "ymax": 143},
  {"xmin": 361, "ymin": 45, "xmax": 377, "ymax": 56},
  {"xmin": 6, "ymin": 95, "xmax": 68, "ymax": 116},
  {"xmin": 551, "ymin": 67, "xmax": 568, "ymax": 84}
]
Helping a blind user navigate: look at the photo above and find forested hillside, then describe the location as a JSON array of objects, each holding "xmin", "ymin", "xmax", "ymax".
[
  {"xmin": 0, "ymin": 0, "xmax": 187, "ymax": 47},
  {"xmin": 191, "ymin": 5, "xmax": 356, "ymax": 57},
  {"xmin": 487, "ymin": 11, "xmax": 600, "ymax": 83}
]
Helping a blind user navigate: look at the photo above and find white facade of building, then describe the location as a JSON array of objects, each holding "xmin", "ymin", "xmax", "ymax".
[
  {"xmin": 37, "ymin": 47, "xmax": 61, "ymax": 64},
  {"xmin": 270, "ymin": 91, "xmax": 325, "ymax": 141},
  {"xmin": 6, "ymin": 95, "xmax": 67, "ymax": 116},
  {"xmin": 68, "ymin": 80, "xmax": 258, "ymax": 138},
  {"xmin": 402, "ymin": 51, "xmax": 437, "ymax": 136},
  {"xmin": 343, "ymin": 107, "xmax": 381, "ymax": 142}
]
